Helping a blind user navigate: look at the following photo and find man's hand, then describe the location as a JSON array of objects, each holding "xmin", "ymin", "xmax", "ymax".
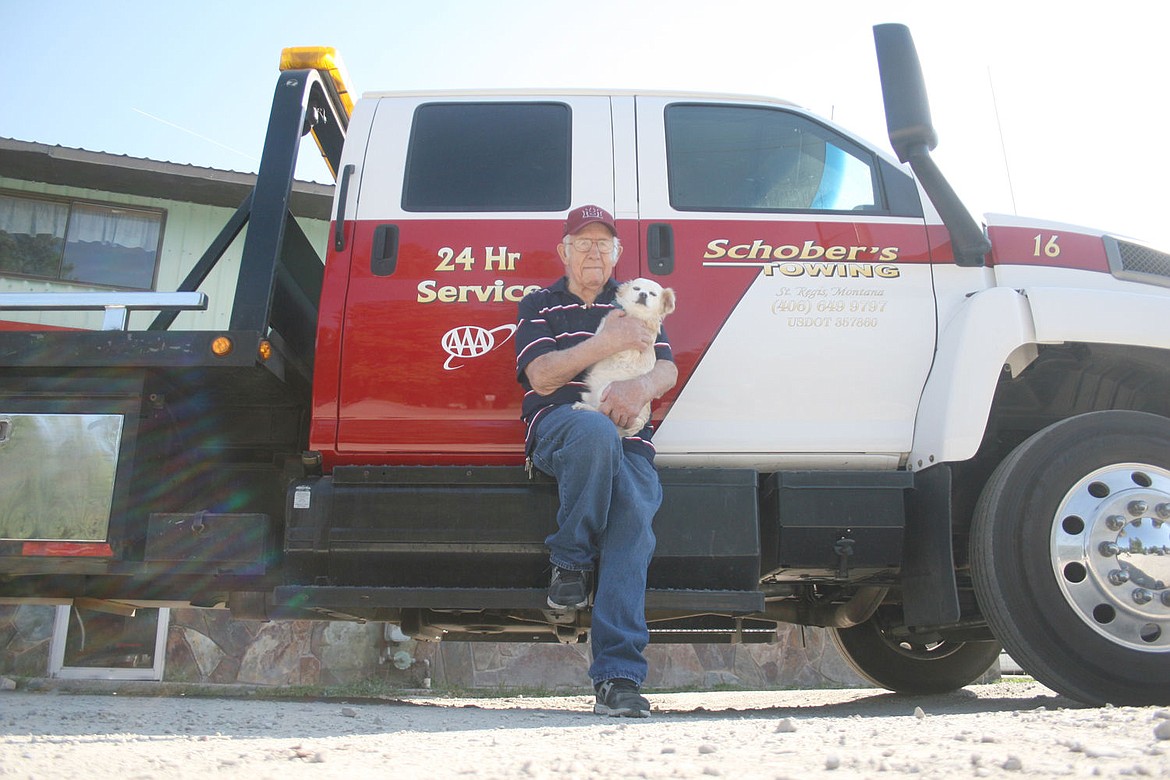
[
  {"xmin": 598, "ymin": 376, "xmax": 652, "ymax": 432},
  {"xmin": 598, "ymin": 360, "xmax": 678, "ymax": 432},
  {"xmin": 595, "ymin": 310, "xmax": 655, "ymax": 354}
]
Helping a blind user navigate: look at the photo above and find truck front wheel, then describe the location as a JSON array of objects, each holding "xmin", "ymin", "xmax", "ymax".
[
  {"xmin": 970, "ymin": 410, "xmax": 1170, "ymax": 705},
  {"xmin": 830, "ymin": 612, "xmax": 1001, "ymax": 694}
]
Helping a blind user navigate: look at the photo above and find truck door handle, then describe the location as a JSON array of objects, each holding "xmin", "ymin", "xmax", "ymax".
[
  {"xmin": 371, "ymin": 224, "xmax": 399, "ymax": 276},
  {"xmin": 333, "ymin": 164, "xmax": 355, "ymax": 252},
  {"xmin": 647, "ymin": 223, "xmax": 674, "ymax": 275}
]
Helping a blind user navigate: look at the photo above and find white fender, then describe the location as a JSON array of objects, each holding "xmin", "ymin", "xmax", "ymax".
[
  {"xmin": 1025, "ymin": 287, "xmax": 1170, "ymax": 347},
  {"xmin": 909, "ymin": 287, "xmax": 1036, "ymax": 470},
  {"xmin": 911, "ymin": 285, "xmax": 1170, "ymax": 469}
]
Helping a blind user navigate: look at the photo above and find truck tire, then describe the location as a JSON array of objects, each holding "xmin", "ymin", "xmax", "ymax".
[
  {"xmin": 830, "ymin": 614, "xmax": 1001, "ymax": 694},
  {"xmin": 970, "ymin": 410, "xmax": 1170, "ymax": 705}
]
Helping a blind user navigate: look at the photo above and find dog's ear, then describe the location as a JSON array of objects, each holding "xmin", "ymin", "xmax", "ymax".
[{"xmin": 660, "ymin": 288, "xmax": 676, "ymax": 316}]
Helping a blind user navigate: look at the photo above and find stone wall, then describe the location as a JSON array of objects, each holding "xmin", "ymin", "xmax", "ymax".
[
  {"xmin": 165, "ymin": 609, "xmax": 385, "ymax": 687},
  {"xmin": 165, "ymin": 609, "xmax": 869, "ymax": 691},
  {"xmin": 0, "ymin": 605, "xmax": 55, "ymax": 677},
  {"xmin": 422, "ymin": 625, "xmax": 868, "ymax": 691},
  {"xmin": 3, "ymin": 604, "xmax": 894, "ymax": 692}
]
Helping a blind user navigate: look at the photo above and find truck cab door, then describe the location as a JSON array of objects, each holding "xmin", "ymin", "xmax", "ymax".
[
  {"xmin": 319, "ymin": 96, "xmax": 616, "ymax": 465},
  {"xmin": 634, "ymin": 97, "xmax": 937, "ymax": 468}
]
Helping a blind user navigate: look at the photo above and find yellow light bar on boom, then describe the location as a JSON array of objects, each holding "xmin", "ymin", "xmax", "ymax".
[{"xmin": 279, "ymin": 46, "xmax": 354, "ymax": 117}]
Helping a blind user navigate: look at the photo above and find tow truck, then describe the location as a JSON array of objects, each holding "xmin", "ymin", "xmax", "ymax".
[{"xmin": 2, "ymin": 25, "xmax": 1168, "ymax": 705}]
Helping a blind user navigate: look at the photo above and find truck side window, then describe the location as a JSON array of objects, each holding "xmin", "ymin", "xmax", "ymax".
[
  {"xmin": 402, "ymin": 103, "xmax": 571, "ymax": 212},
  {"xmin": 665, "ymin": 104, "xmax": 881, "ymax": 214}
]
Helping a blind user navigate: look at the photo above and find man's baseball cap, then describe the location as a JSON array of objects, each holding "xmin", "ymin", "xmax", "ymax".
[{"xmin": 563, "ymin": 204, "xmax": 617, "ymax": 237}]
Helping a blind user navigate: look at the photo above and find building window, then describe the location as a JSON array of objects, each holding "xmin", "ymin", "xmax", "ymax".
[
  {"xmin": 49, "ymin": 604, "xmax": 170, "ymax": 681},
  {"xmin": 665, "ymin": 104, "xmax": 881, "ymax": 214},
  {"xmin": 403, "ymin": 102, "xmax": 571, "ymax": 212},
  {"xmin": 0, "ymin": 192, "xmax": 163, "ymax": 290}
]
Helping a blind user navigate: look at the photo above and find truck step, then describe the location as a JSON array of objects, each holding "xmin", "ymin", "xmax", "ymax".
[{"xmin": 271, "ymin": 585, "xmax": 764, "ymax": 614}]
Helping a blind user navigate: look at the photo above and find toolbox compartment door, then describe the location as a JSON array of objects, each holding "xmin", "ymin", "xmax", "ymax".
[{"xmin": 0, "ymin": 413, "xmax": 122, "ymax": 541}]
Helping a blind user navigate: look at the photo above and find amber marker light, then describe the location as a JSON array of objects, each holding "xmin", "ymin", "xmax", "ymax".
[
  {"xmin": 279, "ymin": 46, "xmax": 354, "ymax": 116},
  {"xmin": 257, "ymin": 339, "xmax": 273, "ymax": 361},
  {"xmin": 211, "ymin": 336, "xmax": 234, "ymax": 357}
]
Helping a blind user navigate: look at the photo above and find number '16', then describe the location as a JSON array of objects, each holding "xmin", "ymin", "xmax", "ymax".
[{"xmin": 1033, "ymin": 234, "xmax": 1061, "ymax": 258}]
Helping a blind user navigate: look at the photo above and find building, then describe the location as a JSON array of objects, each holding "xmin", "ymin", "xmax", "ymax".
[{"xmin": 0, "ymin": 137, "xmax": 330, "ymax": 329}]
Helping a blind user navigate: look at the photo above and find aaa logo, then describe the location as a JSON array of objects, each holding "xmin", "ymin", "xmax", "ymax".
[{"xmin": 441, "ymin": 323, "xmax": 517, "ymax": 370}]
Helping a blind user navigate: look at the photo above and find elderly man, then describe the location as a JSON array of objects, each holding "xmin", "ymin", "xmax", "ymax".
[{"xmin": 515, "ymin": 204, "xmax": 677, "ymax": 718}]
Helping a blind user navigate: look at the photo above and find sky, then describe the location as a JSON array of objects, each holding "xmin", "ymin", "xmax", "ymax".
[{"xmin": 3, "ymin": 1, "xmax": 1169, "ymax": 247}]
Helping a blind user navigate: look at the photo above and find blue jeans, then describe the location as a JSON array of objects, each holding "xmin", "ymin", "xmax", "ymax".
[{"xmin": 528, "ymin": 404, "xmax": 661, "ymax": 686}]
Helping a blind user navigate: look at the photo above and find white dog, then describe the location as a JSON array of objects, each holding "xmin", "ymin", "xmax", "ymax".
[{"xmin": 574, "ymin": 278, "xmax": 676, "ymax": 436}]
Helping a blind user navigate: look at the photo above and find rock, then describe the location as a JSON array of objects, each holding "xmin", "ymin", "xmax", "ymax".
[
  {"xmin": 825, "ymin": 754, "xmax": 840, "ymax": 770},
  {"xmin": 1002, "ymin": 756, "xmax": 1023, "ymax": 771},
  {"xmin": 914, "ymin": 706, "xmax": 926, "ymax": 719},
  {"xmin": 340, "ymin": 707, "xmax": 358, "ymax": 718},
  {"xmin": 774, "ymin": 718, "xmax": 797, "ymax": 733},
  {"xmin": 698, "ymin": 744, "xmax": 717, "ymax": 754},
  {"xmin": 0, "ymin": 677, "xmax": 16, "ymax": 691},
  {"xmin": 179, "ymin": 626, "xmax": 226, "ymax": 680},
  {"xmin": 703, "ymin": 670, "xmax": 742, "ymax": 688},
  {"xmin": 1154, "ymin": 721, "xmax": 1170, "ymax": 741}
]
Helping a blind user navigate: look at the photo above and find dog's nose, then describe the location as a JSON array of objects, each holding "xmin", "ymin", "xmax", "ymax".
[{"xmin": 637, "ymin": 292, "xmax": 648, "ymax": 305}]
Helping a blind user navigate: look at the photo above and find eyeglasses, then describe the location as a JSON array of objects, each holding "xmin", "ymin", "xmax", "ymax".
[{"xmin": 568, "ymin": 238, "xmax": 615, "ymax": 253}]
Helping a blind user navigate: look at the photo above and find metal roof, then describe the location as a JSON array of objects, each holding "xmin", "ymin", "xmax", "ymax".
[{"xmin": 0, "ymin": 138, "xmax": 334, "ymax": 221}]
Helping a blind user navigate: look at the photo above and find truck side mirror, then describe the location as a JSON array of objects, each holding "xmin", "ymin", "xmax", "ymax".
[
  {"xmin": 873, "ymin": 23, "xmax": 938, "ymax": 164},
  {"xmin": 873, "ymin": 24, "xmax": 991, "ymax": 268}
]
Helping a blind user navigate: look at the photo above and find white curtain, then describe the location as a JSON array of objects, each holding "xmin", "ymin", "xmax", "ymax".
[
  {"xmin": 0, "ymin": 194, "xmax": 69, "ymax": 239},
  {"xmin": 67, "ymin": 203, "xmax": 160, "ymax": 250}
]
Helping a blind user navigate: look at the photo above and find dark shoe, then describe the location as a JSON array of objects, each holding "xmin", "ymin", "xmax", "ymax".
[
  {"xmin": 547, "ymin": 566, "xmax": 590, "ymax": 610},
  {"xmin": 593, "ymin": 679, "xmax": 651, "ymax": 718}
]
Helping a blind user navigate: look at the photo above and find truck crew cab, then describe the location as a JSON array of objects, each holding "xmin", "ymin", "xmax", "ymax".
[{"xmin": 2, "ymin": 25, "xmax": 1168, "ymax": 706}]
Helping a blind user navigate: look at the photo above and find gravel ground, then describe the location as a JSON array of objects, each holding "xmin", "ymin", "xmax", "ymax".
[{"xmin": 2, "ymin": 678, "xmax": 1169, "ymax": 779}]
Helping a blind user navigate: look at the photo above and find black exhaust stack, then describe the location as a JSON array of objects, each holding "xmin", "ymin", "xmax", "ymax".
[{"xmin": 873, "ymin": 24, "xmax": 991, "ymax": 267}]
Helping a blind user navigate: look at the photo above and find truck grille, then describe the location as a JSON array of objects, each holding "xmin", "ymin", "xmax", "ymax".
[{"xmin": 1105, "ymin": 236, "xmax": 1170, "ymax": 287}]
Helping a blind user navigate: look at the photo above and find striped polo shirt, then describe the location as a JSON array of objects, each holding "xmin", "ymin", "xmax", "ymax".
[{"xmin": 515, "ymin": 277, "xmax": 673, "ymax": 460}]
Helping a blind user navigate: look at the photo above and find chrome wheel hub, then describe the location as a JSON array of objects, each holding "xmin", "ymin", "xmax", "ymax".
[{"xmin": 1052, "ymin": 463, "xmax": 1170, "ymax": 651}]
